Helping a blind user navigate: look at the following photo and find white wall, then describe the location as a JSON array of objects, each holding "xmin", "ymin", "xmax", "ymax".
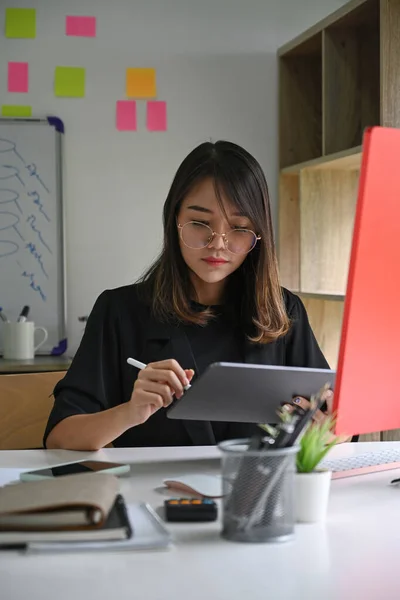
[{"xmin": 0, "ymin": 0, "xmax": 347, "ymax": 352}]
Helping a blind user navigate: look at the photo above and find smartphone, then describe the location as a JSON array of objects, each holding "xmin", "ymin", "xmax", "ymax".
[{"xmin": 19, "ymin": 460, "xmax": 130, "ymax": 482}]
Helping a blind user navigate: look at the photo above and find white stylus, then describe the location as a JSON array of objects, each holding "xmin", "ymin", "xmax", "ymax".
[{"xmin": 127, "ymin": 357, "xmax": 191, "ymax": 391}]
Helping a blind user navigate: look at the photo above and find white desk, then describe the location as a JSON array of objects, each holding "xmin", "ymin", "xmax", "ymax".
[{"xmin": 1, "ymin": 442, "xmax": 400, "ymax": 600}]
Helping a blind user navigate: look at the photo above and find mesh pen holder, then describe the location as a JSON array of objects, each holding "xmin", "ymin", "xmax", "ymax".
[{"xmin": 219, "ymin": 439, "xmax": 298, "ymax": 543}]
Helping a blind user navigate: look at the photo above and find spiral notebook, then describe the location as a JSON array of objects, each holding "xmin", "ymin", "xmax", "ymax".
[
  {"xmin": 0, "ymin": 469, "xmax": 172, "ymax": 553},
  {"xmin": 19, "ymin": 504, "xmax": 172, "ymax": 554}
]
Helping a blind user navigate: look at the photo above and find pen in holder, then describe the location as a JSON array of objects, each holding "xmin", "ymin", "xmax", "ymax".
[
  {"xmin": 219, "ymin": 439, "xmax": 298, "ymax": 543},
  {"xmin": 219, "ymin": 383, "xmax": 332, "ymax": 543}
]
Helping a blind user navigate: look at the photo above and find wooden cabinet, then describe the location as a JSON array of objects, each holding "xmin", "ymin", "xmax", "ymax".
[
  {"xmin": 278, "ymin": 0, "xmax": 400, "ymax": 440},
  {"xmin": 0, "ymin": 357, "xmax": 71, "ymax": 449},
  {"xmin": 0, "ymin": 371, "xmax": 66, "ymax": 450}
]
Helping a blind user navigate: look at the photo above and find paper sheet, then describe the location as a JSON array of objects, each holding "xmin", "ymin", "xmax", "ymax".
[
  {"xmin": 66, "ymin": 16, "xmax": 96, "ymax": 37},
  {"xmin": 1, "ymin": 105, "xmax": 32, "ymax": 117},
  {"xmin": 116, "ymin": 100, "xmax": 137, "ymax": 131},
  {"xmin": 5, "ymin": 8, "xmax": 36, "ymax": 38},
  {"xmin": 54, "ymin": 67, "xmax": 86, "ymax": 98},
  {"xmin": 146, "ymin": 101, "xmax": 167, "ymax": 132},
  {"xmin": 8, "ymin": 62, "xmax": 29, "ymax": 93},
  {"xmin": 126, "ymin": 68, "xmax": 157, "ymax": 98}
]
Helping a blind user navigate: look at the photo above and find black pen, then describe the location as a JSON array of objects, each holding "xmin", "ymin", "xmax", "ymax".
[
  {"xmin": 248, "ymin": 430, "xmax": 265, "ymax": 451},
  {"xmin": 272, "ymin": 409, "xmax": 304, "ymax": 449},
  {"xmin": 17, "ymin": 306, "xmax": 30, "ymax": 323},
  {"xmin": 286, "ymin": 383, "xmax": 332, "ymax": 447}
]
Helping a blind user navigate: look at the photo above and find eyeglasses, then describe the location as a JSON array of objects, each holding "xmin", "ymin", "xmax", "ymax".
[{"xmin": 178, "ymin": 221, "xmax": 261, "ymax": 255}]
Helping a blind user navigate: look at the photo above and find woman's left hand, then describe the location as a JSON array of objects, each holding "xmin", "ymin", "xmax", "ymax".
[{"xmin": 285, "ymin": 390, "xmax": 351, "ymax": 444}]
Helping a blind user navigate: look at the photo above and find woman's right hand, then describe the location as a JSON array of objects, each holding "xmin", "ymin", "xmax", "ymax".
[{"xmin": 128, "ymin": 359, "xmax": 194, "ymax": 426}]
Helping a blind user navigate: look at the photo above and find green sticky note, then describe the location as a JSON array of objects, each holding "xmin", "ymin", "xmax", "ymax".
[
  {"xmin": 5, "ymin": 8, "xmax": 36, "ymax": 39},
  {"xmin": 1, "ymin": 105, "xmax": 32, "ymax": 117},
  {"xmin": 54, "ymin": 66, "xmax": 86, "ymax": 98}
]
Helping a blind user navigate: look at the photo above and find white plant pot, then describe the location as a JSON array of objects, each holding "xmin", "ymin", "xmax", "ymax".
[{"xmin": 295, "ymin": 470, "xmax": 332, "ymax": 523}]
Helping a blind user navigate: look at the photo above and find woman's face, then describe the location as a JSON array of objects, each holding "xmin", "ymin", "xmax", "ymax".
[{"xmin": 176, "ymin": 178, "xmax": 256, "ymax": 291}]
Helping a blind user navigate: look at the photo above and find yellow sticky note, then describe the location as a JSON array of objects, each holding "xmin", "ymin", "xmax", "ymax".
[
  {"xmin": 54, "ymin": 67, "xmax": 86, "ymax": 98},
  {"xmin": 2, "ymin": 105, "xmax": 32, "ymax": 117},
  {"xmin": 126, "ymin": 68, "xmax": 156, "ymax": 98},
  {"xmin": 5, "ymin": 8, "xmax": 36, "ymax": 39}
]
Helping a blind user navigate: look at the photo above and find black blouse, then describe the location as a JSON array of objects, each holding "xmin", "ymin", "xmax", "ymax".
[{"xmin": 44, "ymin": 284, "xmax": 329, "ymax": 448}]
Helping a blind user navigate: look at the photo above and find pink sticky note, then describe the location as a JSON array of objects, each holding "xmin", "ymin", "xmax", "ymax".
[
  {"xmin": 116, "ymin": 100, "xmax": 137, "ymax": 131},
  {"xmin": 146, "ymin": 101, "xmax": 167, "ymax": 132},
  {"xmin": 8, "ymin": 62, "xmax": 29, "ymax": 93},
  {"xmin": 66, "ymin": 16, "xmax": 96, "ymax": 37}
]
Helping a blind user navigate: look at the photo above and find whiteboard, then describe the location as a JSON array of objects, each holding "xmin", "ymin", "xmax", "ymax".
[{"xmin": 0, "ymin": 118, "xmax": 66, "ymax": 355}]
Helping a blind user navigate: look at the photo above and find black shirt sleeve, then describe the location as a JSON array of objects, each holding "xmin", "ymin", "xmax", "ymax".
[
  {"xmin": 284, "ymin": 292, "xmax": 330, "ymax": 369},
  {"xmin": 225, "ymin": 293, "xmax": 330, "ymax": 441},
  {"xmin": 43, "ymin": 290, "xmax": 123, "ymax": 447}
]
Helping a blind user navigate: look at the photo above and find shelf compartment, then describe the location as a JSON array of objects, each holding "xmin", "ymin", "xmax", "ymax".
[
  {"xmin": 278, "ymin": 173, "xmax": 300, "ymax": 291},
  {"xmin": 281, "ymin": 145, "xmax": 362, "ymax": 175},
  {"xmin": 299, "ymin": 168, "xmax": 359, "ymax": 295},
  {"xmin": 323, "ymin": 0, "xmax": 380, "ymax": 154},
  {"xmin": 279, "ymin": 33, "xmax": 323, "ymax": 168},
  {"xmin": 300, "ymin": 296, "xmax": 344, "ymax": 369}
]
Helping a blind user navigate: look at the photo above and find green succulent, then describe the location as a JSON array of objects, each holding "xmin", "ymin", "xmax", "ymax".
[{"xmin": 296, "ymin": 416, "xmax": 338, "ymax": 473}]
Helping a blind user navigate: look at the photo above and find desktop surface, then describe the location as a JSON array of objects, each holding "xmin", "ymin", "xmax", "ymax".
[
  {"xmin": 1, "ymin": 443, "xmax": 400, "ymax": 600},
  {"xmin": 0, "ymin": 356, "xmax": 72, "ymax": 374}
]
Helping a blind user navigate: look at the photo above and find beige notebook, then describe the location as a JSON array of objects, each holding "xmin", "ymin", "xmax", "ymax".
[{"xmin": 0, "ymin": 472, "xmax": 119, "ymax": 531}]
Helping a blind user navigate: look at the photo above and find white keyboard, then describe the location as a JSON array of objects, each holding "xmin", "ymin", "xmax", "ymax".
[{"xmin": 321, "ymin": 448, "xmax": 400, "ymax": 479}]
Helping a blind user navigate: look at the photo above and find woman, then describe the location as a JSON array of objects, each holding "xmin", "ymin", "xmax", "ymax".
[{"xmin": 45, "ymin": 140, "xmax": 333, "ymax": 451}]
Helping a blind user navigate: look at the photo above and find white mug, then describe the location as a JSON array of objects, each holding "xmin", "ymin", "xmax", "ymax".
[{"xmin": 3, "ymin": 321, "xmax": 48, "ymax": 360}]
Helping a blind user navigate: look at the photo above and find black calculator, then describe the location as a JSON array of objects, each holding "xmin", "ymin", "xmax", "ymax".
[{"xmin": 164, "ymin": 498, "xmax": 218, "ymax": 522}]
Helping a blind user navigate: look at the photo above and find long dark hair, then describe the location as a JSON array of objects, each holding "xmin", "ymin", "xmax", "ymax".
[{"xmin": 139, "ymin": 140, "xmax": 290, "ymax": 343}]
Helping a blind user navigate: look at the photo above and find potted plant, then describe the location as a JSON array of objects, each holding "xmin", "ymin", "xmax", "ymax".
[{"xmin": 295, "ymin": 416, "xmax": 337, "ymax": 523}]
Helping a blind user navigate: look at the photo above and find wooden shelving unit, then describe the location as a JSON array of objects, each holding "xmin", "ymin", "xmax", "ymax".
[
  {"xmin": 323, "ymin": 1, "xmax": 380, "ymax": 155},
  {"xmin": 278, "ymin": 0, "xmax": 400, "ymax": 439},
  {"xmin": 279, "ymin": 33, "xmax": 323, "ymax": 168}
]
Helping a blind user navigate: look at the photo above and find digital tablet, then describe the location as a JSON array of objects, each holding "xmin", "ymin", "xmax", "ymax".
[{"xmin": 167, "ymin": 363, "xmax": 335, "ymax": 423}]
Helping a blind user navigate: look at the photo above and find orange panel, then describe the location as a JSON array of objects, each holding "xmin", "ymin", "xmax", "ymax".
[{"xmin": 334, "ymin": 126, "xmax": 400, "ymax": 436}]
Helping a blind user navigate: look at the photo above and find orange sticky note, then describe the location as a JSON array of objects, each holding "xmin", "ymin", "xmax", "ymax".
[{"xmin": 126, "ymin": 68, "xmax": 156, "ymax": 98}]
